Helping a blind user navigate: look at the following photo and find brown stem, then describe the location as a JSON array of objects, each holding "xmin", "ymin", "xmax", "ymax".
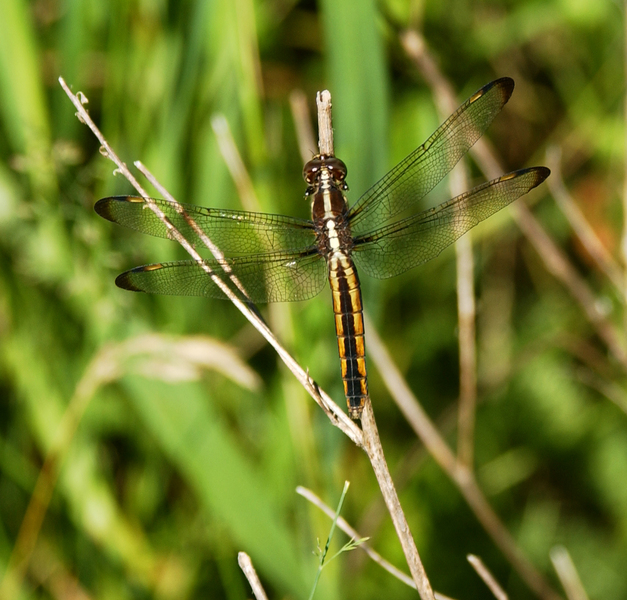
[
  {"xmin": 450, "ymin": 163, "xmax": 478, "ymax": 468},
  {"xmin": 316, "ymin": 90, "xmax": 334, "ymax": 156},
  {"xmin": 238, "ymin": 553, "xmax": 270, "ymax": 600},
  {"xmin": 467, "ymin": 554, "xmax": 509, "ymax": 600},
  {"xmin": 360, "ymin": 403, "xmax": 435, "ymax": 599},
  {"xmin": 365, "ymin": 315, "xmax": 562, "ymax": 600},
  {"xmin": 314, "ymin": 88, "xmax": 434, "ymax": 599}
]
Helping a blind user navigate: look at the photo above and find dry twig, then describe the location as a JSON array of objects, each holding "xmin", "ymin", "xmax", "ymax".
[
  {"xmin": 238, "ymin": 553, "xmax": 269, "ymax": 600},
  {"xmin": 364, "ymin": 312, "xmax": 561, "ymax": 600},
  {"xmin": 467, "ymin": 554, "xmax": 509, "ymax": 600},
  {"xmin": 451, "ymin": 163, "xmax": 478, "ymax": 468},
  {"xmin": 550, "ymin": 546, "xmax": 589, "ymax": 600},
  {"xmin": 546, "ymin": 145, "xmax": 623, "ymax": 295},
  {"xmin": 289, "ymin": 89, "xmax": 317, "ymax": 161}
]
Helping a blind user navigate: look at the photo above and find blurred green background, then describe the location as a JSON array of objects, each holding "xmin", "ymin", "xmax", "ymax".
[{"xmin": 0, "ymin": 0, "xmax": 625, "ymax": 598}]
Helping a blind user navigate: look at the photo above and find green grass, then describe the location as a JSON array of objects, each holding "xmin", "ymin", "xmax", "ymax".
[{"xmin": 0, "ymin": 0, "xmax": 626, "ymax": 598}]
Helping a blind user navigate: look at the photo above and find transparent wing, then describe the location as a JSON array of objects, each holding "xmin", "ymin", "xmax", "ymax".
[
  {"xmin": 95, "ymin": 196, "xmax": 317, "ymax": 255},
  {"xmin": 115, "ymin": 250, "xmax": 329, "ymax": 303},
  {"xmin": 352, "ymin": 167, "xmax": 550, "ymax": 279},
  {"xmin": 348, "ymin": 78, "xmax": 515, "ymax": 234}
]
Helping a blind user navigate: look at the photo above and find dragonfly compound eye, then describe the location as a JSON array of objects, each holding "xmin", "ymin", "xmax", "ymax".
[
  {"xmin": 303, "ymin": 157, "xmax": 323, "ymax": 184},
  {"xmin": 326, "ymin": 157, "xmax": 348, "ymax": 183}
]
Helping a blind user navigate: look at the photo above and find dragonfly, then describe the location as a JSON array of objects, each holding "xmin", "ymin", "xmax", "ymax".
[{"xmin": 96, "ymin": 78, "xmax": 549, "ymax": 420}]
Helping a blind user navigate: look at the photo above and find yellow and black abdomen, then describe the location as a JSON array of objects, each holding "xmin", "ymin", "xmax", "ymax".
[{"xmin": 328, "ymin": 252, "xmax": 368, "ymax": 419}]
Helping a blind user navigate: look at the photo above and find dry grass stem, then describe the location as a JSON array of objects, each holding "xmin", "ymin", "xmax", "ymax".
[
  {"xmin": 211, "ymin": 114, "xmax": 261, "ymax": 212},
  {"xmin": 455, "ymin": 230, "xmax": 477, "ymax": 467},
  {"xmin": 450, "ymin": 162, "xmax": 478, "ymax": 468},
  {"xmin": 290, "ymin": 89, "xmax": 317, "ymax": 163},
  {"xmin": 550, "ymin": 546, "xmax": 589, "ymax": 600},
  {"xmin": 316, "ymin": 90, "xmax": 334, "ymax": 156},
  {"xmin": 238, "ymin": 553, "xmax": 269, "ymax": 600},
  {"xmin": 410, "ymin": 51, "xmax": 480, "ymax": 468},
  {"xmin": 360, "ymin": 402, "xmax": 435, "ymax": 600},
  {"xmin": 133, "ymin": 160, "xmax": 250, "ymax": 303},
  {"xmin": 467, "ymin": 554, "xmax": 509, "ymax": 600},
  {"xmin": 546, "ymin": 145, "xmax": 623, "ymax": 295},
  {"xmin": 364, "ymin": 314, "xmax": 562, "ymax": 600},
  {"xmin": 297, "ymin": 485, "xmax": 415, "ymax": 588}
]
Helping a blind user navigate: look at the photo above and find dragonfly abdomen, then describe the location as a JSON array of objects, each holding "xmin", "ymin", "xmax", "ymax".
[{"xmin": 328, "ymin": 252, "xmax": 368, "ymax": 419}]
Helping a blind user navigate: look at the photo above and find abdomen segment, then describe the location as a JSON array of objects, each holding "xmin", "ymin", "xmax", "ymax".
[{"xmin": 328, "ymin": 253, "xmax": 368, "ymax": 419}]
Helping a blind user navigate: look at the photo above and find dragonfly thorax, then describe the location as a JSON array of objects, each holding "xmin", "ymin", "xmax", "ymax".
[{"xmin": 304, "ymin": 155, "xmax": 350, "ymax": 225}]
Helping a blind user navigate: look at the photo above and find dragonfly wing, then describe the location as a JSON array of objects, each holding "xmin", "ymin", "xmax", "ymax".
[
  {"xmin": 115, "ymin": 250, "xmax": 329, "ymax": 303},
  {"xmin": 95, "ymin": 196, "xmax": 317, "ymax": 255},
  {"xmin": 348, "ymin": 78, "xmax": 515, "ymax": 234},
  {"xmin": 352, "ymin": 167, "xmax": 550, "ymax": 279}
]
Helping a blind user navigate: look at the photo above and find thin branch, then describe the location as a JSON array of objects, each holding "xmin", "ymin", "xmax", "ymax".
[
  {"xmin": 360, "ymin": 401, "xmax": 434, "ymax": 600},
  {"xmin": 546, "ymin": 145, "xmax": 623, "ymax": 295},
  {"xmin": 296, "ymin": 486, "xmax": 455, "ymax": 600},
  {"xmin": 316, "ymin": 90, "xmax": 334, "ymax": 155},
  {"xmin": 297, "ymin": 485, "xmax": 415, "ymax": 588},
  {"xmin": 451, "ymin": 163, "xmax": 478, "ymax": 468},
  {"xmin": 134, "ymin": 160, "xmax": 257, "ymax": 306},
  {"xmin": 290, "ymin": 89, "xmax": 317, "ymax": 163},
  {"xmin": 238, "ymin": 553, "xmax": 269, "ymax": 600},
  {"xmin": 549, "ymin": 546, "xmax": 589, "ymax": 600},
  {"xmin": 455, "ymin": 229, "xmax": 477, "ymax": 467},
  {"xmin": 211, "ymin": 114, "xmax": 260, "ymax": 212},
  {"xmin": 400, "ymin": 29, "xmax": 627, "ymax": 369},
  {"xmin": 364, "ymin": 315, "xmax": 562, "ymax": 600},
  {"xmin": 58, "ymin": 77, "xmax": 362, "ymax": 446},
  {"xmin": 467, "ymin": 555, "xmax": 509, "ymax": 600},
  {"xmin": 402, "ymin": 41, "xmax": 480, "ymax": 468}
]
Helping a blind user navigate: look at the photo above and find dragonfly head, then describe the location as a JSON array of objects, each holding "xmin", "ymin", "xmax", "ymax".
[{"xmin": 303, "ymin": 155, "xmax": 348, "ymax": 196}]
